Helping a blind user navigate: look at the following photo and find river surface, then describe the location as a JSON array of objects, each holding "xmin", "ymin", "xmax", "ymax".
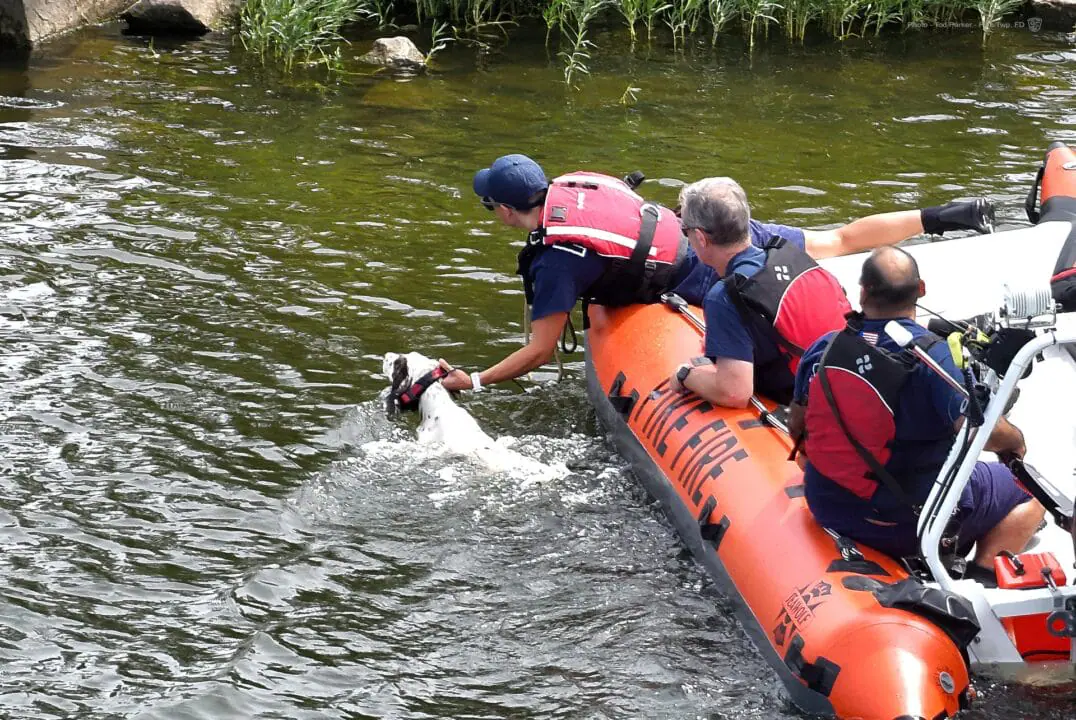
[{"xmin": 1, "ymin": 20, "xmax": 1075, "ymax": 719}]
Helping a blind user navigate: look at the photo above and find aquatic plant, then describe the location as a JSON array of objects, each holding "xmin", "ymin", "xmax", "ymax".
[
  {"xmin": 739, "ymin": 0, "xmax": 780, "ymax": 49},
  {"xmin": 706, "ymin": 0, "xmax": 734, "ymax": 44},
  {"xmin": 559, "ymin": 0, "xmax": 607, "ymax": 88},
  {"xmin": 619, "ymin": 83, "xmax": 641, "ymax": 105},
  {"xmin": 239, "ymin": 0, "xmax": 361, "ymax": 71},
  {"xmin": 667, "ymin": 0, "xmax": 707, "ymax": 49},
  {"xmin": 975, "ymin": 0, "xmax": 1021, "ymax": 41},
  {"xmin": 781, "ymin": 0, "xmax": 817, "ymax": 41},
  {"xmin": 425, "ymin": 18, "xmax": 455, "ymax": 63}
]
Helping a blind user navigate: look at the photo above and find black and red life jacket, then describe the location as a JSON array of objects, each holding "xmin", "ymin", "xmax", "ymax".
[
  {"xmin": 725, "ymin": 237, "xmax": 852, "ymax": 403},
  {"xmin": 518, "ymin": 172, "xmax": 687, "ymax": 307},
  {"xmin": 804, "ymin": 316, "xmax": 948, "ymax": 506}
]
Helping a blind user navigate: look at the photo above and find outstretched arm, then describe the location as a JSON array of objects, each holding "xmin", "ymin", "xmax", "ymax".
[
  {"xmin": 440, "ymin": 312, "xmax": 567, "ymax": 390},
  {"xmin": 803, "ymin": 200, "xmax": 994, "ymax": 259},
  {"xmin": 802, "ymin": 210, "xmax": 924, "ymax": 260}
]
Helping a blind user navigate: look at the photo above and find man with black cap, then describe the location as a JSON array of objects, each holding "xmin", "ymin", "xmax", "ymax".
[{"xmin": 439, "ymin": 153, "xmax": 996, "ymax": 393}]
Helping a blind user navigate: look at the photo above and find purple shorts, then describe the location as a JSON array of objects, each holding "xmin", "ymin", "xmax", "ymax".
[{"xmin": 955, "ymin": 461, "xmax": 1033, "ymax": 546}]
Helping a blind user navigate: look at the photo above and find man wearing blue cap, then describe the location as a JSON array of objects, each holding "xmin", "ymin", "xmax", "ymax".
[{"xmin": 439, "ymin": 154, "xmax": 995, "ymax": 393}]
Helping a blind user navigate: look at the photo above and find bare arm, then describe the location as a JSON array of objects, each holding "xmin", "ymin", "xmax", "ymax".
[
  {"xmin": 678, "ymin": 358, "xmax": 754, "ymax": 409},
  {"xmin": 802, "ymin": 210, "xmax": 924, "ymax": 260},
  {"xmin": 441, "ymin": 312, "xmax": 567, "ymax": 390},
  {"xmin": 950, "ymin": 415, "xmax": 1026, "ymax": 458},
  {"xmin": 788, "ymin": 401, "xmax": 806, "ymax": 441}
]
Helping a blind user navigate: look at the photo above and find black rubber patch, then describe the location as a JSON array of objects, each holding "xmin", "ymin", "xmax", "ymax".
[
  {"xmin": 841, "ymin": 576, "xmax": 888, "ymax": 593},
  {"xmin": 827, "ymin": 557, "xmax": 891, "ymax": 576},
  {"xmin": 700, "ymin": 514, "xmax": 730, "ymax": 549},
  {"xmin": 607, "ymin": 372, "xmax": 637, "ymax": 417},
  {"xmin": 783, "ymin": 635, "xmax": 840, "ymax": 698},
  {"xmin": 738, "ymin": 418, "xmax": 766, "ymax": 429}
]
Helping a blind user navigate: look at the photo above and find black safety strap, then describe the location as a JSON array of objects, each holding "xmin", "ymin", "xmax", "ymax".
[
  {"xmin": 631, "ymin": 203, "xmax": 660, "ymax": 273},
  {"xmin": 816, "ymin": 335, "xmax": 920, "ymax": 512},
  {"xmin": 1026, "ymin": 162, "xmax": 1045, "ymax": 224},
  {"xmin": 395, "ymin": 366, "xmax": 450, "ymax": 412}
]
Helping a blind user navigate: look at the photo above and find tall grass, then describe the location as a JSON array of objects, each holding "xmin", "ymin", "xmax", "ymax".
[
  {"xmin": 240, "ymin": 0, "xmax": 361, "ymax": 71},
  {"xmin": 238, "ymin": 0, "xmax": 1021, "ymax": 77},
  {"xmin": 559, "ymin": 0, "xmax": 607, "ymax": 87},
  {"xmin": 975, "ymin": 0, "xmax": 1021, "ymax": 41}
]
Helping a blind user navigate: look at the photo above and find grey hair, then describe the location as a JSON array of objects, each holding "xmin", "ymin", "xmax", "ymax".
[{"xmin": 678, "ymin": 177, "xmax": 751, "ymax": 247}]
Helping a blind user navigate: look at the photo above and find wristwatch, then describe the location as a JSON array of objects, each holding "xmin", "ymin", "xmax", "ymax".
[{"xmin": 676, "ymin": 364, "xmax": 692, "ymax": 385}]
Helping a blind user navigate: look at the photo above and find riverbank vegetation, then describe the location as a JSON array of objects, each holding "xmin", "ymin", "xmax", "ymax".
[{"xmin": 239, "ymin": 0, "xmax": 1028, "ymax": 74}]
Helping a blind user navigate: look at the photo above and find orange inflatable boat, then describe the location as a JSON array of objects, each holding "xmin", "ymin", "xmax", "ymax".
[
  {"xmin": 585, "ymin": 142, "xmax": 1076, "ymax": 719},
  {"xmin": 586, "ymin": 304, "xmax": 973, "ymax": 719}
]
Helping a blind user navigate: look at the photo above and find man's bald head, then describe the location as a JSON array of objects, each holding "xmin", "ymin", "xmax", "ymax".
[{"xmin": 859, "ymin": 246, "xmax": 923, "ymax": 316}]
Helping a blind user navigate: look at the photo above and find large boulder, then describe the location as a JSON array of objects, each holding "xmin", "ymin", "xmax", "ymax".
[
  {"xmin": 360, "ymin": 36, "xmax": 426, "ymax": 71},
  {"xmin": 122, "ymin": 0, "xmax": 237, "ymax": 34},
  {"xmin": 1, "ymin": 0, "xmax": 131, "ymax": 50},
  {"xmin": 1030, "ymin": 0, "xmax": 1076, "ymax": 31}
]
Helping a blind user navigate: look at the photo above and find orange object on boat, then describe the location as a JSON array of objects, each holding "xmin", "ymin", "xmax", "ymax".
[
  {"xmin": 586, "ymin": 302, "xmax": 974, "ymax": 719},
  {"xmin": 1041, "ymin": 142, "xmax": 1076, "ymax": 306},
  {"xmin": 994, "ymin": 552, "xmax": 1071, "ymax": 662}
]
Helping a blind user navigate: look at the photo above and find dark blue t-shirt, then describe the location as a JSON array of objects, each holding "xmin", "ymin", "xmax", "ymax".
[
  {"xmin": 528, "ymin": 243, "xmax": 607, "ymax": 320},
  {"xmin": 700, "ymin": 245, "xmax": 795, "ymax": 401},
  {"xmin": 527, "ymin": 219, "xmax": 805, "ymax": 321},
  {"xmin": 669, "ymin": 220, "xmax": 806, "ymax": 306},
  {"xmin": 793, "ymin": 318, "xmax": 966, "ymax": 524}
]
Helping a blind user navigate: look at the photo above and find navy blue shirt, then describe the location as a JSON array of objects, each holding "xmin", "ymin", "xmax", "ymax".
[
  {"xmin": 793, "ymin": 318, "xmax": 966, "ymax": 524},
  {"xmin": 528, "ymin": 243, "xmax": 607, "ymax": 320},
  {"xmin": 527, "ymin": 219, "xmax": 807, "ymax": 319},
  {"xmin": 669, "ymin": 220, "xmax": 807, "ymax": 306}
]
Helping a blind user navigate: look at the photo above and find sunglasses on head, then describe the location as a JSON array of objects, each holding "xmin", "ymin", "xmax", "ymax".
[{"xmin": 481, "ymin": 196, "xmax": 498, "ymax": 211}]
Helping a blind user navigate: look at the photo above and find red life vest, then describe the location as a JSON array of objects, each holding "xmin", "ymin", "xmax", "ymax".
[
  {"xmin": 804, "ymin": 318, "xmax": 946, "ymax": 505},
  {"xmin": 725, "ymin": 237, "xmax": 851, "ymax": 403},
  {"xmin": 530, "ymin": 172, "xmax": 686, "ymax": 306}
]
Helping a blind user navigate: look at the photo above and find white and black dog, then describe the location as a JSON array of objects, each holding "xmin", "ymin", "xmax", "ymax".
[{"xmin": 383, "ymin": 351, "xmax": 568, "ymax": 481}]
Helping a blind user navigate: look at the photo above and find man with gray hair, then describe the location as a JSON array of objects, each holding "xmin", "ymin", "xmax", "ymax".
[{"xmin": 669, "ymin": 177, "xmax": 851, "ymax": 407}]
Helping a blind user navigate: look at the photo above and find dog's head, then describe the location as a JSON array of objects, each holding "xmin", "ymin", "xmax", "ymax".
[{"xmin": 382, "ymin": 351, "xmax": 444, "ymax": 416}]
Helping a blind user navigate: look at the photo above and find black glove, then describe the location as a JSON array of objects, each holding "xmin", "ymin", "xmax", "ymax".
[{"xmin": 921, "ymin": 199, "xmax": 996, "ymax": 236}]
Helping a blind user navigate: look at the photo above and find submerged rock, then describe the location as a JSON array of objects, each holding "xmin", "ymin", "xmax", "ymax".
[
  {"xmin": 1031, "ymin": 0, "xmax": 1076, "ymax": 31},
  {"xmin": 360, "ymin": 36, "xmax": 426, "ymax": 71},
  {"xmin": 121, "ymin": 0, "xmax": 237, "ymax": 35}
]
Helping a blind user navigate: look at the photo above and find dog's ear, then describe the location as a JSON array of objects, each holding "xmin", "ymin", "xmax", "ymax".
[{"xmin": 390, "ymin": 356, "xmax": 410, "ymax": 396}]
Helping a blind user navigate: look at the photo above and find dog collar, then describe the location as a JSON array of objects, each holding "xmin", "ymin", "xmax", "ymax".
[{"xmin": 395, "ymin": 366, "xmax": 450, "ymax": 412}]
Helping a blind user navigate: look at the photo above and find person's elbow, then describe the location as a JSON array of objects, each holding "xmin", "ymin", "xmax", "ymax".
[{"xmin": 695, "ymin": 377, "xmax": 752, "ymax": 409}]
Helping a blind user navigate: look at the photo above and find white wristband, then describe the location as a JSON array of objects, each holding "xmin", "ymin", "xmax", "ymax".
[{"xmin": 470, "ymin": 371, "xmax": 483, "ymax": 392}]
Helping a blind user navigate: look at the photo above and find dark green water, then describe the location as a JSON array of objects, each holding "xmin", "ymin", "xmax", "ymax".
[{"xmin": 1, "ymin": 20, "xmax": 1075, "ymax": 719}]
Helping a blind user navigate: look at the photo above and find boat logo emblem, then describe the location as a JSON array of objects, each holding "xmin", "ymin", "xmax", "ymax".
[
  {"xmin": 772, "ymin": 580, "xmax": 832, "ymax": 647},
  {"xmin": 1064, "ymin": 161, "xmax": 1076, "ymax": 171},
  {"xmin": 774, "ymin": 265, "xmax": 791, "ymax": 282},
  {"xmin": 1027, "ymin": 16, "xmax": 1042, "ymax": 32},
  {"xmin": 938, "ymin": 671, "xmax": 955, "ymax": 694},
  {"xmin": 856, "ymin": 355, "xmax": 873, "ymax": 375}
]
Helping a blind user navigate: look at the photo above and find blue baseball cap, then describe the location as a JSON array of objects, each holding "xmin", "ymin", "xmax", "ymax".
[{"xmin": 473, "ymin": 154, "xmax": 548, "ymax": 209}]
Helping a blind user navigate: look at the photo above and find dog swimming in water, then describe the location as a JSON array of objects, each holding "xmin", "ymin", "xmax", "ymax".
[{"xmin": 382, "ymin": 351, "xmax": 568, "ymax": 481}]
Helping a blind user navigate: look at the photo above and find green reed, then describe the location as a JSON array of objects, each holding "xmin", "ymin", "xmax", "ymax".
[
  {"xmin": 238, "ymin": 0, "xmax": 1022, "ymax": 74},
  {"xmin": 239, "ymin": 0, "xmax": 361, "ymax": 71}
]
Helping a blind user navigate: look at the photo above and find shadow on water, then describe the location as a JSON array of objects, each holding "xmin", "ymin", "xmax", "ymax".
[{"xmin": 0, "ymin": 18, "xmax": 1074, "ymax": 719}]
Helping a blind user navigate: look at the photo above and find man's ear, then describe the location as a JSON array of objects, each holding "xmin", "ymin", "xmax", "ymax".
[{"xmin": 917, "ymin": 279, "xmax": 927, "ymax": 299}]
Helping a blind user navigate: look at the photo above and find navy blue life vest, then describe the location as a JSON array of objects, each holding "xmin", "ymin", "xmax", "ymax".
[
  {"xmin": 803, "ymin": 316, "xmax": 950, "ymax": 505},
  {"xmin": 726, "ymin": 237, "xmax": 852, "ymax": 404}
]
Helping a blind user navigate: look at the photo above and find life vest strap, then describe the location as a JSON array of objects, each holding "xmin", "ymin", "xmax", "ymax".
[{"xmin": 395, "ymin": 366, "xmax": 450, "ymax": 412}]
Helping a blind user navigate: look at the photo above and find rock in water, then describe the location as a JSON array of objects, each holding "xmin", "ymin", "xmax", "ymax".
[
  {"xmin": 360, "ymin": 37, "xmax": 426, "ymax": 71},
  {"xmin": 122, "ymin": 0, "xmax": 237, "ymax": 35}
]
